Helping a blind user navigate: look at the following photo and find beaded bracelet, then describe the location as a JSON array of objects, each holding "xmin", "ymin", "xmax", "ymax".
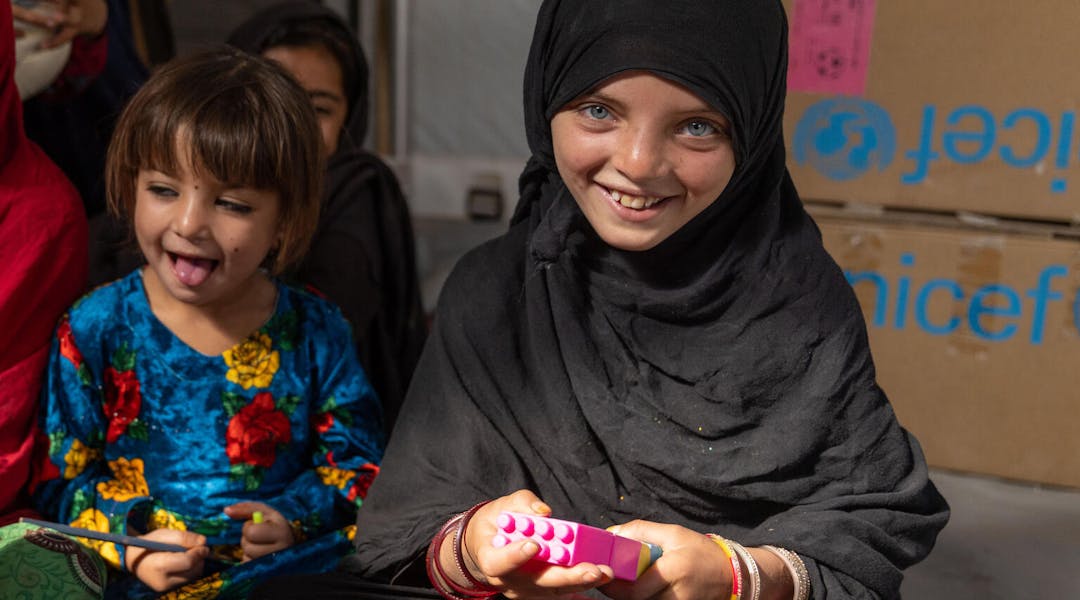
[
  {"xmin": 706, "ymin": 534, "xmax": 743, "ymax": 600},
  {"xmin": 762, "ymin": 545, "xmax": 810, "ymax": 600},
  {"xmin": 729, "ymin": 542, "xmax": 761, "ymax": 600}
]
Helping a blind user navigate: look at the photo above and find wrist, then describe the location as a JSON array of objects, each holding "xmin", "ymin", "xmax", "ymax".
[
  {"xmin": 124, "ymin": 545, "xmax": 138, "ymax": 572},
  {"xmin": 426, "ymin": 502, "xmax": 498, "ymax": 600},
  {"xmin": 454, "ymin": 501, "xmax": 493, "ymax": 590}
]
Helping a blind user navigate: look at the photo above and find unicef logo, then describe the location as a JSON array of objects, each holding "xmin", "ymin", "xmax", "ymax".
[{"xmin": 793, "ymin": 99, "xmax": 896, "ymax": 181}]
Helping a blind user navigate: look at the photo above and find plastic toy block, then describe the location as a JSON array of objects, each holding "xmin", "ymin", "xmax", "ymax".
[{"xmin": 491, "ymin": 511, "xmax": 662, "ymax": 581}]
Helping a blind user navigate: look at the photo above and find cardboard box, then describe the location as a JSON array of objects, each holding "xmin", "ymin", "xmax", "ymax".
[
  {"xmin": 783, "ymin": 0, "xmax": 1080, "ymax": 223},
  {"xmin": 810, "ymin": 205, "xmax": 1080, "ymax": 488}
]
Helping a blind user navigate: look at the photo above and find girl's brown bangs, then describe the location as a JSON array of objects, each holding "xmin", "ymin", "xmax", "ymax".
[
  {"xmin": 186, "ymin": 99, "xmax": 279, "ymax": 190},
  {"xmin": 131, "ymin": 87, "xmax": 285, "ymax": 193}
]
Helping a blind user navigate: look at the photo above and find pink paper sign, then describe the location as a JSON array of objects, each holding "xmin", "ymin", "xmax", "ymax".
[{"xmin": 787, "ymin": 0, "xmax": 877, "ymax": 96}]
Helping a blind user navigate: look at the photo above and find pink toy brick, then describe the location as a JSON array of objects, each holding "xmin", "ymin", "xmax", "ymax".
[{"xmin": 491, "ymin": 511, "xmax": 662, "ymax": 581}]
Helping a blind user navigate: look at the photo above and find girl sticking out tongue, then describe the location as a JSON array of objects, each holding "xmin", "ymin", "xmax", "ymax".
[{"xmin": 33, "ymin": 47, "xmax": 385, "ymax": 598}]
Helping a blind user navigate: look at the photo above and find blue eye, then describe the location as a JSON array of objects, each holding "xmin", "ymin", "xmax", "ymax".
[
  {"xmin": 585, "ymin": 105, "xmax": 610, "ymax": 120},
  {"xmin": 216, "ymin": 198, "xmax": 253, "ymax": 214},
  {"xmin": 684, "ymin": 120, "xmax": 717, "ymax": 137}
]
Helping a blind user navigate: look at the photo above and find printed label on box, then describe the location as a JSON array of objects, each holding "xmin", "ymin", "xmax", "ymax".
[{"xmin": 787, "ymin": 0, "xmax": 877, "ymax": 96}]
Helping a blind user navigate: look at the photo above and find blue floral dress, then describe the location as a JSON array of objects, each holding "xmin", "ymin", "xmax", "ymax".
[{"xmin": 33, "ymin": 270, "xmax": 385, "ymax": 599}]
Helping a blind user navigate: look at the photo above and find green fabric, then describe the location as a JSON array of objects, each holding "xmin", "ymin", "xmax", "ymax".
[{"xmin": 0, "ymin": 522, "xmax": 106, "ymax": 600}]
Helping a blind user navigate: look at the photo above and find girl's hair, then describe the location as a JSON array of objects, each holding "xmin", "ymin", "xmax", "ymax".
[{"xmin": 105, "ymin": 46, "xmax": 324, "ymax": 274}]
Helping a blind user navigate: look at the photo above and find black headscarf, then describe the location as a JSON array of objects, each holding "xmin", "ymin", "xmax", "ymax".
[
  {"xmin": 348, "ymin": 1, "xmax": 947, "ymax": 598},
  {"xmin": 228, "ymin": 2, "xmax": 427, "ymax": 437},
  {"xmin": 226, "ymin": 0, "xmax": 367, "ymax": 147}
]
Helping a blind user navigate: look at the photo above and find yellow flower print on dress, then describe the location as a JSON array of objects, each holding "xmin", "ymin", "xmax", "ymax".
[
  {"xmin": 223, "ymin": 332, "xmax": 280, "ymax": 389},
  {"xmin": 149, "ymin": 508, "xmax": 187, "ymax": 532},
  {"xmin": 159, "ymin": 572, "xmax": 224, "ymax": 599},
  {"xmin": 63, "ymin": 438, "xmax": 102, "ymax": 480},
  {"xmin": 316, "ymin": 466, "xmax": 356, "ymax": 489},
  {"xmin": 70, "ymin": 508, "xmax": 121, "ymax": 569},
  {"xmin": 344, "ymin": 524, "xmax": 357, "ymax": 542},
  {"xmin": 96, "ymin": 457, "xmax": 149, "ymax": 501}
]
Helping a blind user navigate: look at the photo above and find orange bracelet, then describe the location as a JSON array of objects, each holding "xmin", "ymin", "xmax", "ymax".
[{"xmin": 706, "ymin": 534, "xmax": 743, "ymax": 600}]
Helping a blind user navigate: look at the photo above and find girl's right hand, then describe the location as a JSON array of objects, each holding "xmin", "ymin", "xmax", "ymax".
[
  {"xmin": 125, "ymin": 528, "xmax": 209, "ymax": 592},
  {"xmin": 457, "ymin": 489, "xmax": 613, "ymax": 599}
]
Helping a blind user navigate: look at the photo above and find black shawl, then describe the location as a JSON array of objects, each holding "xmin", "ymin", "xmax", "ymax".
[
  {"xmin": 228, "ymin": 2, "xmax": 427, "ymax": 437},
  {"xmin": 348, "ymin": 1, "xmax": 948, "ymax": 598}
]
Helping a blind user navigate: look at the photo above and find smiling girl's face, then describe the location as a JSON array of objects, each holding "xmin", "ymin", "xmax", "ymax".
[
  {"xmin": 551, "ymin": 71, "xmax": 736, "ymax": 252},
  {"xmin": 134, "ymin": 135, "xmax": 281, "ymax": 313},
  {"xmin": 263, "ymin": 43, "xmax": 348, "ymax": 156}
]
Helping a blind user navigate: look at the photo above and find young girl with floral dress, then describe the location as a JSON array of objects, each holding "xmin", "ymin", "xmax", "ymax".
[{"xmin": 33, "ymin": 46, "xmax": 384, "ymax": 599}]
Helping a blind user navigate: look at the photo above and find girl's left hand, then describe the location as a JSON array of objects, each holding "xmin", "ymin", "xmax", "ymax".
[
  {"xmin": 224, "ymin": 501, "xmax": 295, "ymax": 562},
  {"xmin": 599, "ymin": 520, "xmax": 733, "ymax": 600}
]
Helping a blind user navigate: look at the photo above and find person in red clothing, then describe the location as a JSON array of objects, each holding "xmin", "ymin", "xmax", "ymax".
[{"xmin": 0, "ymin": 0, "xmax": 89, "ymax": 526}]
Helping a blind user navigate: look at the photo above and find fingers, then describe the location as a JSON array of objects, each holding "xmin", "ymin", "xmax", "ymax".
[
  {"xmin": 242, "ymin": 520, "xmax": 291, "ymax": 545},
  {"xmin": 483, "ymin": 537, "xmax": 613, "ymax": 595},
  {"xmin": 478, "ymin": 536, "xmax": 542, "ymax": 578},
  {"xmin": 240, "ymin": 528, "xmax": 293, "ymax": 561},
  {"xmin": 462, "ymin": 493, "xmax": 542, "ymax": 581},
  {"xmin": 17, "ymin": 0, "xmax": 108, "ymax": 48},
  {"xmin": 225, "ymin": 502, "xmax": 293, "ymax": 559},
  {"xmin": 596, "ymin": 521, "xmax": 679, "ymax": 600},
  {"xmin": 148, "ymin": 546, "xmax": 209, "ymax": 591},
  {"xmin": 224, "ymin": 501, "xmax": 277, "ymax": 521},
  {"xmin": 606, "ymin": 520, "xmax": 673, "ymax": 547},
  {"xmin": 599, "ymin": 565, "xmax": 669, "ymax": 600},
  {"xmin": 227, "ymin": 503, "xmax": 294, "ymax": 561},
  {"xmin": 497, "ymin": 558, "xmax": 613, "ymax": 598},
  {"xmin": 11, "ymin": 6, "xmax": 62, "ymax": 28},
  {"xmin": 141, "ymin": 527, "xmax": 208, "ymax": 549},
  {"xmin": 126, "ymin": 532, "xmax": 209, "ymax": 592},
  {"xmin": 528, "ymin": 561, "xmax": 613, "ymax": 591},
  {"xmin": 456, "ymin": 491, "xmax": 615, "ymax": 597},
  {"xmin": 503, "ymin": 489, "xmax": 551, "ymax": 516}
]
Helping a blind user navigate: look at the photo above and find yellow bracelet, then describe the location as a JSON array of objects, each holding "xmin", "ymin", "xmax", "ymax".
[{"xmin": 706, "ymin": 534, "xmax": 743, "ymax": 600}]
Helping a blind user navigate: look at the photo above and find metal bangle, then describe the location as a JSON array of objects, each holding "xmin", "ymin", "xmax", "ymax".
[
  {"xmin": 762, "ymin": 545, "xmax": 810, "ymax": 600},
  {"xmin": 730, "ymin": 542, "xmax": 761, "ymax": 600}
]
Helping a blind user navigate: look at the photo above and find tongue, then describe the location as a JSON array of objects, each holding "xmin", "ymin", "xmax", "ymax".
[{"xmin": 174, "ymin": 256, "xmax": 215, "ymax": 287}]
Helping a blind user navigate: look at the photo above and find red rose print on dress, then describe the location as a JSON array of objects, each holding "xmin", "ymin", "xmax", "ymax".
[
  {"xmin": 226, "ymin": 392, "xmax": 293, "ymax": 468},
  {"xmin": 103, "ymin": 367, "xmax": 142, "ymax": 443},
  {"xmin": 313, "ymin": 396, "xmax": 352, "ymax": 437},
  {"xmin": 57, "ymin": 316, "xmax": 83, "ymax": 369},
  {"xmin": 57, "ymin": 315, "xmax": 92, "ymax": 386},
  {"xmin": 312, "ymin": 411, "xmax": 334, "ymax": 434},
  {"xmin": 347, "ymin": 463, "xmax": 380, "ymax": 503},
  {"xmin": 101, "ymin": 343, "xmax": 146, "ymax": 443}
]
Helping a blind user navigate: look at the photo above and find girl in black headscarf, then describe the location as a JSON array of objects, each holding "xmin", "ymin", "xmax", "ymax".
[
  {"xmin": 228, "ymin": 2, "xmax": 427, "ymax": 438},
  {"xmin": 336, "ymin": 1, "xmax": 949, "ymax": 599}
]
